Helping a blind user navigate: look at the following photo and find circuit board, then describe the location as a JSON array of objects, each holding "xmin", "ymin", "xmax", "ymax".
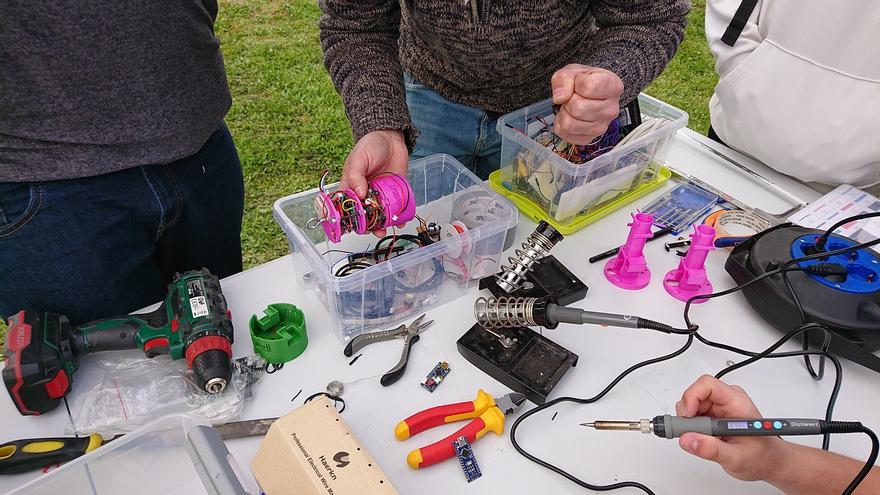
[
  {"xmin": 453, "ymin": 436, "xmax": 482, "ymax": 482},
  {"xmin": 420, "ymin": 361, "xmax": 451, "ymax": 392}
]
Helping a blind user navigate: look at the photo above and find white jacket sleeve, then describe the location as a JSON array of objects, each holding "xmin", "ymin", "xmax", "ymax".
[{"xmin": 705, "ymin": 0, "xmax": 764, "ymax": 78}]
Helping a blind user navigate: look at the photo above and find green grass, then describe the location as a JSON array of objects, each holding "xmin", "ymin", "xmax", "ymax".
[
  {"xmin": 647, "ymin": 0, "xmax": 718, "ymax": 133},
  {"xmin": 217, "ymin": 0, "xmax": 717, "ymax": 269},
  {"xmin": 0, "ymin": 2, "xmax": 716, "ymax": 347}
]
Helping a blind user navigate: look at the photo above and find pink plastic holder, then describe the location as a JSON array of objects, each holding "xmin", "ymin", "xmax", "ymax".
[
  {"xmin": 370, "ymin": 174, "xmax": 416, "ymax": 229},
  {"xmin": 605, "ymin": 212, "xmax": 655, "ymax": 290},
  {"xmin": 664, "ymin": 224, "xmax": 716, "ymax": 303},
  {"xmin": 317, "ymin": 188, "xmax": 364, "ymax": 243}
]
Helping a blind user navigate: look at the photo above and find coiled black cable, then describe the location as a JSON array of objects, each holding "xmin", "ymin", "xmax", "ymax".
[{"xmin": 509, "ymin": 216, "xmax": 880, "ymax": 494}]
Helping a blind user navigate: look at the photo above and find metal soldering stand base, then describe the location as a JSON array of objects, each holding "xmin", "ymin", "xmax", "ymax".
[
  {"xmin": 457, "ymin": 323, "xmax": 578, "ymax": 405},
  {"xmin": 479, "ymin": 255, "xmax": 588, "ymax": 306}
]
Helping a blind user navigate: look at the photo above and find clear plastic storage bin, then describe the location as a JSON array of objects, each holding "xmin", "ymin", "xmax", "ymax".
[
  {"xmin": 9, "ymin": 414, "xmax": 258, "ymax": 495},
  {"xmin": 273, "ymin": 154, "xmax": 518, "ymax": 341},
  {"xmin": 497, "ymin": 93, "xmax": 687, "ymax": 227}
]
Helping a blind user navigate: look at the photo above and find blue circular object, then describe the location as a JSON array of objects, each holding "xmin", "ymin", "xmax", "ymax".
[
  {"xmin": 773, "ymin": 421, "xmax": 783, "ymax": 430},
  {"xmin": 753, "ymin": 421, "xmax": 762, "ymax": 429},
  {"xmin": 791, "ymin": 234, "xmax": 880, "ymax": 294}
]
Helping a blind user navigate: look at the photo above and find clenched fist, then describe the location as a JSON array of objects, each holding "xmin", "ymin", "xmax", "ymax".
[{"xmin": 550, "ymin": 64, "xmax": 624, "ymax": 145}]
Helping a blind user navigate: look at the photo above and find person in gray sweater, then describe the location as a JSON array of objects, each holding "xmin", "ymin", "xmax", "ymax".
[
  {"xmin": 318, "ymin": 0, "xmax": 690, "ymax": 196},
  {"xmin": 0, "ymin": 1, "xmax": 243, "ymax": 323}
]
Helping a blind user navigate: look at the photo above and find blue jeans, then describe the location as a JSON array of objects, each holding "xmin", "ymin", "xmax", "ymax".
[
  {"xmin": 0, "ymin": 124, "xmax": 244, "ymax": 324},
  {"xmin": 405, "ymin": 73, "xmax": 503, "ymax": 180}
]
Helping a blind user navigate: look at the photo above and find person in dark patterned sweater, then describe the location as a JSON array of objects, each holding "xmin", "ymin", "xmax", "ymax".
[{"xmin": 319, "ymin": 0, "xmax": 690, "ymax": 195}]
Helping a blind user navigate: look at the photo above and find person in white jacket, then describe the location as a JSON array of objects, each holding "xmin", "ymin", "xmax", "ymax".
[{"xmin": 705, "ymin": 0, "xmax": 880, "ymax": 194}]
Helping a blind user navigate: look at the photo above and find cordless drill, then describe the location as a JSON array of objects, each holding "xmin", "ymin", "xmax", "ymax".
[{"xmin": 2, "ymin": 269, "xmax": 235, "ymax": 416}]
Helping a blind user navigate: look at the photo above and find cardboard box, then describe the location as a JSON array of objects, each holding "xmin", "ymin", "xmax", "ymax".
[{"xmin": 251, "ymin": 397, "xmax": 399, "ymax": 495}]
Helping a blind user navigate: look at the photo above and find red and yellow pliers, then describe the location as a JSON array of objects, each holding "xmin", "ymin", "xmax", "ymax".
[{"xmin": 394, "ymin": 390, "xmax": 526, "ymax": 469}]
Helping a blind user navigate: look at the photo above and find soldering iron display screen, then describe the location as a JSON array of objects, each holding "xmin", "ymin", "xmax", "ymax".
[{"xmin": 726, "ymin": 421, "xmax": 748, "ymax": 430}]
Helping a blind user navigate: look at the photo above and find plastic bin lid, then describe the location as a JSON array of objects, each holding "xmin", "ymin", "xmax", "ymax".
[{"xmin": 9, "ymin": 414, "xmax": 258, "ymax": 495}]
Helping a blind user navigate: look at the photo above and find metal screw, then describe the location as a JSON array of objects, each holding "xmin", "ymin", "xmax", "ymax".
[{"xmin": 327, "ymin": 380, "xmax": 344, "ymax": 395}]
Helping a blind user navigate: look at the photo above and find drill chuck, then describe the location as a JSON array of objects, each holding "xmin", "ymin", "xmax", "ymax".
[
  {"xmin": 190, "ymin": 348, "xmax": 232, "ymax": 394},
  {"xmin": 186, "ymin": 336, "xmax": 233, "ymax": 394}
]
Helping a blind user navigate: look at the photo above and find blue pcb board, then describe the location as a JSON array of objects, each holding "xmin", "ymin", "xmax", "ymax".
[
  {"xmin": 420, "ymin": 361, "xmax": 451, "ymax": 392},
  {"xmin": 453, "ymin": 436, "xmax": 482, "ymax": 483}
]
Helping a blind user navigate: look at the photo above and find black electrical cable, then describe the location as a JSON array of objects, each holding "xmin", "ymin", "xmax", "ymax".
[
  {"xmin": 304, "ymin": 392, "xmax": 346, "ymax": 413},
  {"xmin": 815, "ymin": 211, "xmax": 880, "ymax": 251},
  {"xmin": 510, "ymin": 216, "xmax": 880, "ymax": 494},
  {"xmin": 711, "ymin": 323, "xmax": 842, "ymax": 450},
  {"xmin": 509, "ymin": 335, "xmax": 695, "ymax": 495},
  {"xmin": 844, "ymin": 426, "xmax": 879, "ymax": 495}
]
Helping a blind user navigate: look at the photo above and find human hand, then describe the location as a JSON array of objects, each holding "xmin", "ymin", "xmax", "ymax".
[
  {"xmin": 550, "ymin": 64, "xmax": 624, "ymax": 145},
  {"xmin": 676, "ymin": 375, "xmax": 789, "ymax": 482},
  {"xmin": 340, "ymin": 130, "xmax": 409, "ymax": 235}
]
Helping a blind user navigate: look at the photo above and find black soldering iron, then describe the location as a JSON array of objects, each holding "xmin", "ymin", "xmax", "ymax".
[{"xmin": 582, "ymin": 416, "xmax": 866, "ymax": 439}]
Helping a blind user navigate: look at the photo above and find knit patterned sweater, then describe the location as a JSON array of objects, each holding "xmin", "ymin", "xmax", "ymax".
[{"xmin": 318, "ymin": 0, "xmax": 690, "ymax": 148}]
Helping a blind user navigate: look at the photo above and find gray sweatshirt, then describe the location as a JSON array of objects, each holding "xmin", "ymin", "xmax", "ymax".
[
  {"xmin": 0, "ymin": 1, "xmax": 232, "ymax": 182},
  {"xmin": 319, "ymin": 0, "xmax": 690, "ymax": 149}
]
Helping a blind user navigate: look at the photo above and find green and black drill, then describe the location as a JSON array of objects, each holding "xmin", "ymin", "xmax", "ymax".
[{"xmin": 2, "ymin": 269, "xmax": 235, "ymax": 416}]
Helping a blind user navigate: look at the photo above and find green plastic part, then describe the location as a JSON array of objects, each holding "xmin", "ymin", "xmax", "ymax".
[
  {"xmin": 488, "ymin": 165, "xmax": 672, "ymax": 235},
  {"xmin": 248, "ymin": 303, "xmax": 308, "ymax": 364}
]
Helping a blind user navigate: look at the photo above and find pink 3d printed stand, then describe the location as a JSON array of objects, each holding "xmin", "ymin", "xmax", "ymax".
[
  {"xmin": 605, "ymin": 212, "xmax": 655, "ymax": 290},
  {"xmin": 664, "ymin": 224, "xmax": 716, "ymax": 303}
]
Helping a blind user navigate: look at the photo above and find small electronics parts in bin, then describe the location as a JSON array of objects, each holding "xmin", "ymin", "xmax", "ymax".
[
  {"xmin": 273, "ymin": 154, "xmax": 518, "ymax": 341},
  {"xmin": 642, "ymin": 181, "xmax": 719, "ymax": 234},
  {"xmin": 496, "ymin": 94, "xmax": 687, "ymax": 230}
]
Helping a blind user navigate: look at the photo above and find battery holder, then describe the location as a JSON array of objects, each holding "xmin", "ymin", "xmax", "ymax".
[
  {"xmin": 457, "ymin": 323, "xmax": 578, "ymax": 405},
  {"xmin": 479, "ymin": 255, "xmax": 588, "ymax": 306}
]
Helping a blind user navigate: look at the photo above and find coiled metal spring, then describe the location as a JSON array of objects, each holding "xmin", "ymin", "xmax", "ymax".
[
  {"xmin": 474, "ymin": 296, "xmax": 537, "ymax": 328},
  {"xmin": 495, "ymin": 230, "xmax": 556, "ymax": 293}
]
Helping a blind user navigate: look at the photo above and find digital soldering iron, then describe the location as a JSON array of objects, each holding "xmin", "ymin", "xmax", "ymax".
[{"xmin": 582, "ymin": 416, "xmax": 867, "ymax": 439}]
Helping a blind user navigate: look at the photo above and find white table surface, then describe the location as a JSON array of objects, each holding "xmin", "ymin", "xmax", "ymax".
[{"xmin": 2, "ymin": 131, "xmax": 877, "ymax": 495}]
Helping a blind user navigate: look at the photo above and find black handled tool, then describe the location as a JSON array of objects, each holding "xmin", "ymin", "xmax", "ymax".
[
  {"xmin": 582, "ymin": 415, "xmax": 862, "ymax": 438},
  {"xmin": 0, "ymin": 417, "xmax": 278, "ymax": 474},
  {"xmin": 342, "ymin": 314, "xmax": 434, "ymax": 387}
]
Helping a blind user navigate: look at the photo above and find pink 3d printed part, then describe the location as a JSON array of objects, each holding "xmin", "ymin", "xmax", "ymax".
[
  {"xmin": 315, "ymin": 173, "xmax": 416, "ymax": 243},
  {"xmin": 664, "ymin": 224, "xmax": 716, "ymax": 303},
  {"xmin": 367, "ymin": 174, "xmax": 416, "ymax": 230},
  {"xmin": 605, "ymin": 212, "xmax": 655, "ymax": 290},
  {"xmin": 317, "ymin": 188, "xmax": 364, "ymax": 243}
]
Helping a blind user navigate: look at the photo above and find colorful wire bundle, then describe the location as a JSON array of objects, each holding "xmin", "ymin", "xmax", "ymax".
[
  {"xmin": 533, "ymin": 116, "xmax": 622, "ymax": 165},
  {"xmin": 311, "ymin": 170, "xmax": 416, "ymax": 243}
]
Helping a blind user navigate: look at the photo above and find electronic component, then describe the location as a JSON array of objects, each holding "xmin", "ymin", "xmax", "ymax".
[
  {"xmin": 642, "ymin": 181, "xmax": 718, "ymax": 233},
  {"xmin": 496, "ymin": 221, "xmax": 564, "ymax": 293},
  {"xmin": 420, "ymin": 361, "xmax": 451, "ymax": 392},
  {"xmin": 457, "ymin": 323, "xmax": 578, "ymax": 404},
  {"xmin": 453, "ymin": 436, "xmax": 482, "ymax": 483},
  {"xmin": 479, "ymin": 254, "xmax": 587, "ymax": 307}
]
